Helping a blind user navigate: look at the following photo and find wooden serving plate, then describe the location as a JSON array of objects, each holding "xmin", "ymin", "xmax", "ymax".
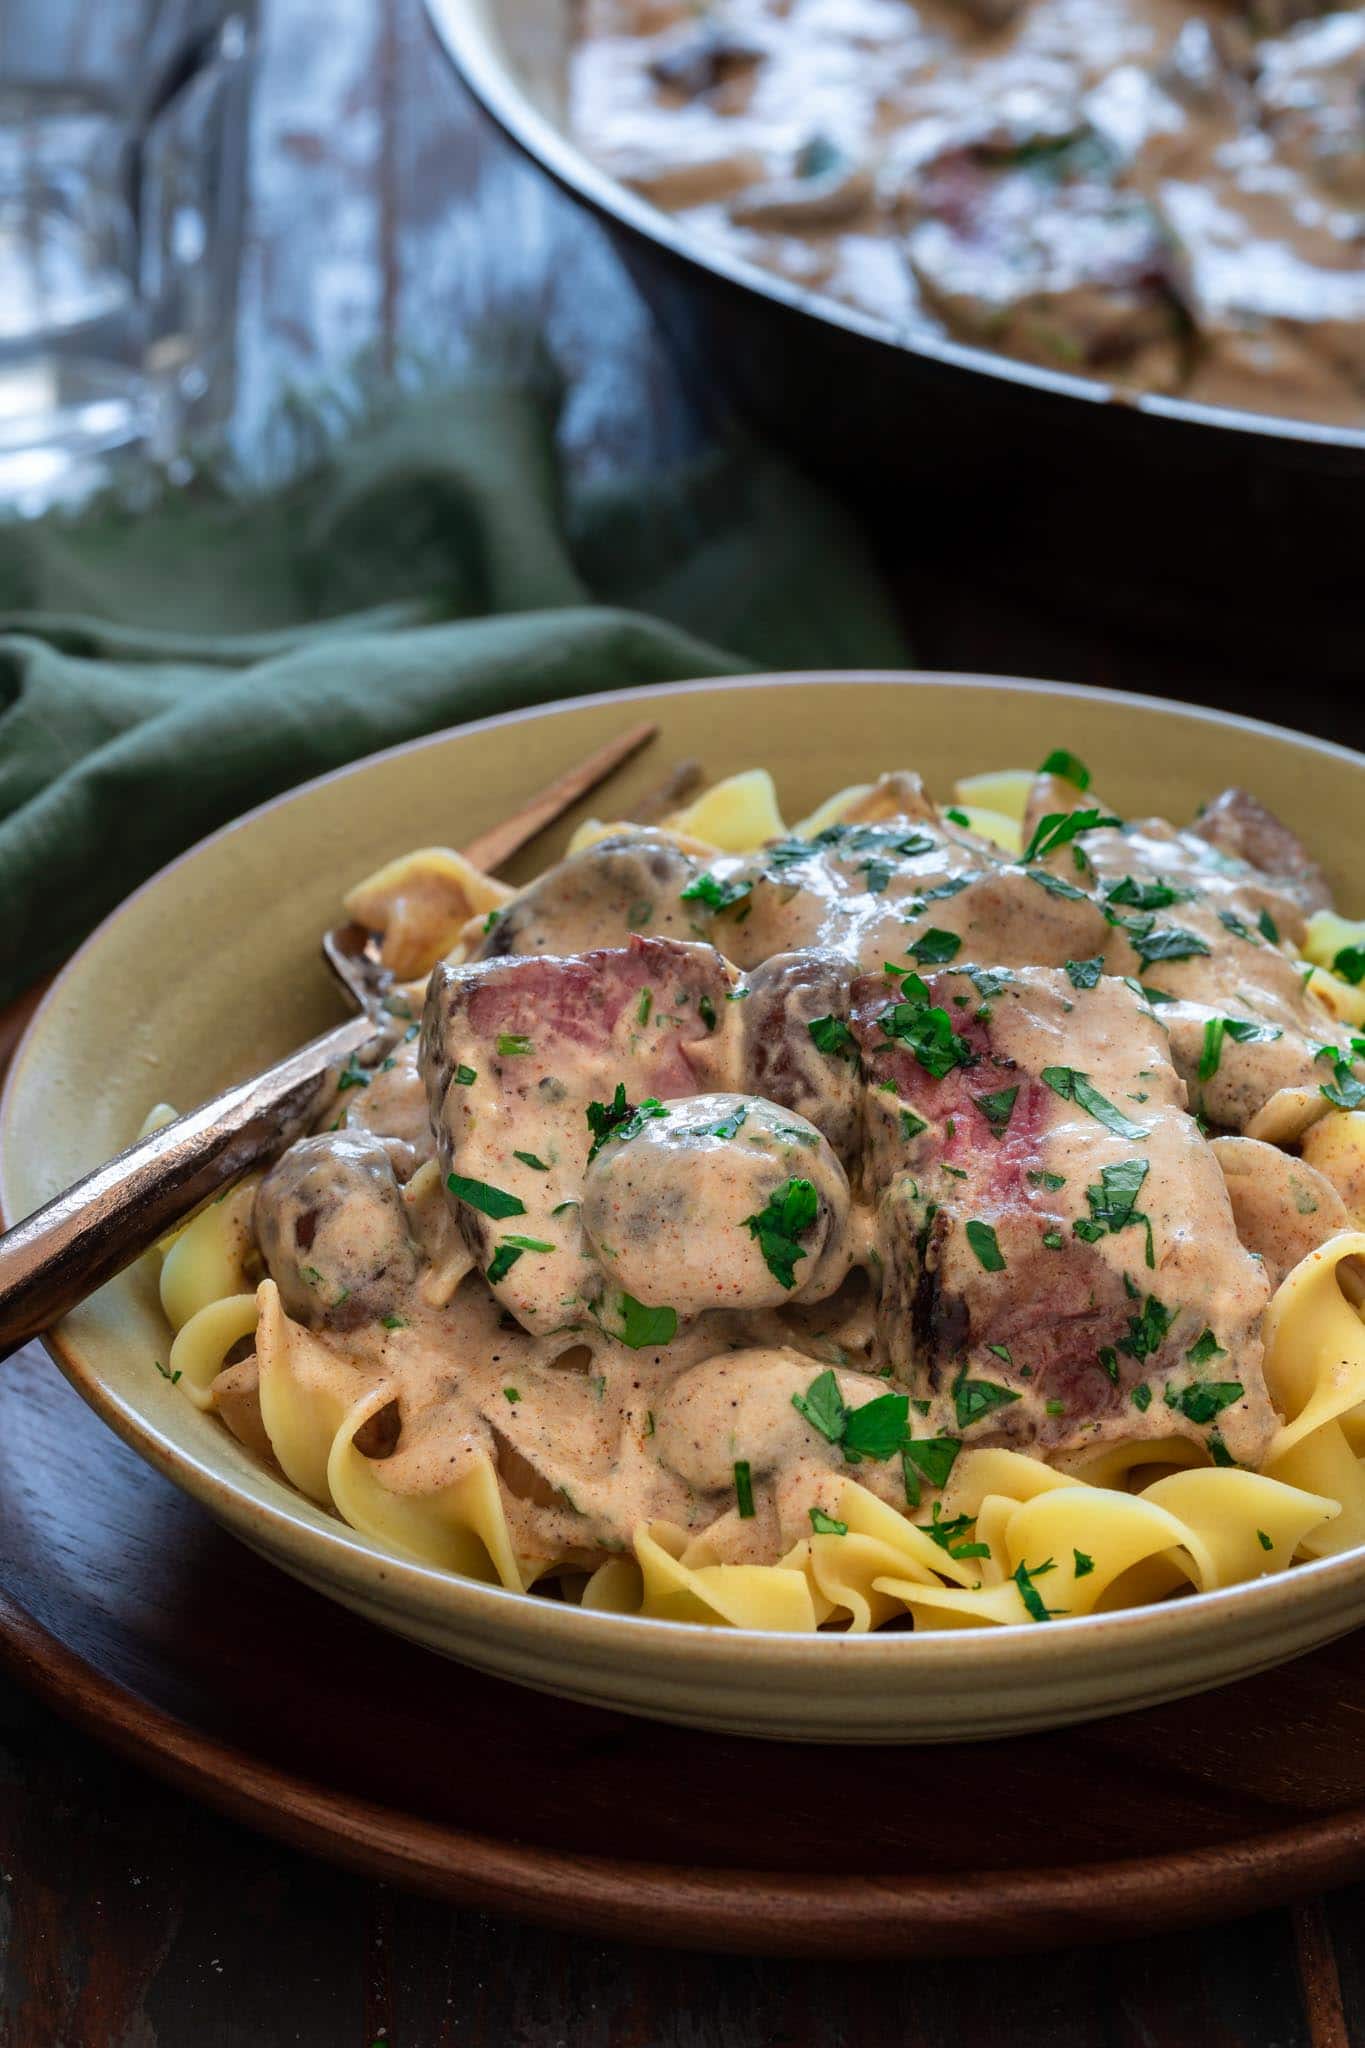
[{"xmin": 1, "ymin": 1328, "xmax": 1364, "ymax": 1959}]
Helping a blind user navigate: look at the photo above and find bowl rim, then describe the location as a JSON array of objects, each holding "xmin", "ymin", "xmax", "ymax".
[
  {"xmin": 423, "ymin": 0, "xmax": 1365, "ymax": 458},
  {"xmin": 6, "ymin": 667, "xmax": 1365, "ymax": 1685}
]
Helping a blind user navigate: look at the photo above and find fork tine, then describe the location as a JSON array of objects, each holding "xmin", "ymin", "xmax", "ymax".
[{"xmin": 459, "ymin": 721, "xmax": 659, "ymax": 874}]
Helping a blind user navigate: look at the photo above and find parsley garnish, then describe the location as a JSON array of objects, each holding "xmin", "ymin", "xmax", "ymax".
[
  {"xmin": 592, "ymin": 1292, "xmax": 679, "ymax": 1349},
  {"xmin": 1038, "ymin": 748, "xmax": 1091, "ymax": 789},
  {"xmin": 1041, "ymin": 1067, "xmax": 1147, "ymax": 1140},
  {"xmin": 900, "ymin": 1107, "xmax": 928, "ymax": 1140},
  {"xmin": 974, "ymin": 1085, "xmax": 1019, "ymax": 1133},
  {"xmin": 952, "ymin": 1372, "xmax": 1020, "ymax": 1430},
  {"xmin": 1026, "ymin": 870, "xmax": 1090, "ymax": 903},
  {"xmin": 1168, "ymin": 1380, "xmax": 1244, "ymax": 1424},
  {"xmin": 153, "ymin": 1359, "xmax": 183, "ymax": 1385},
  {"xmin": 681, "ymin": 871, "xmax": 753, "ymax": 914},
  {"xmin": 1186, "ymin": 1329, "xmax": 1226, "ymax": 1365},
  {"xmin": 1217, "ymin": 909, "xmax": 1260, "ymax": 944},
  {"xmin": 337, "ymin": 1052, "xmax": 371, "ymax": 1091},
  {"xmin": 585, "ymin": 1083, "xmax": 667, "ymax": 1163},
  {"xmin": 919, "ymin": 1504, "xmax": 990, "ymax": 1560},
  {"xmin": 448, "ymin": 1173, "xmax": 526, "ymax": 1220},
  {"xmin": 1073, "ymin": 1548, "xmax": 1095, "ymax": 1578},
  {"xmin": 454, "ymin": 1063, "xmax": 477, "ymax": 1086},
  {"xmin": 879, "ymin": 988, "xmax": 974, "ymax": 1078},
  {"xmin": 380, "ymin": 1314, "xmax": 407, "ymax": 1331},
  {"xmin": 504, "ymin": 1387, "xmax": 521, "ymax": 1403},
  {"xmin": 681, "ymin": 1104, "xmax": 749, "ymax": 1141},
  {"xmin": 1332, "ymin": 945, "xmax": 1365, "ymax": 985},
  {"xmin": 1079, "ymin": 1159, "xmax": 1154, "ymax": 1266},
  {"xmin": 496, "ymin": 1033, "xmax": 532, "ymax": 1057},
  {"xmin": 1104, "ymin": 875, "xmax": 1193, "ymax": 910},
  {"xmin": 744, "ymin": 1177, "xmax": 819, "ymax": 1289},
  {"xmin": 1065, "ymin": 956, "xmax": 1104, "ymax": 990},
  {"xmin": 790, "ymin": 1370, "xmax": 913, "ymax": 1464},
  {"xmin": 1131, "ymin": 1382, "xmax": 1152, "ymax": 1412},
  {"xmin": 1028, "ymin": 1168, "xmax": 1066, "ymax": 1190},
  {"xmin": 734, "ymin": 1460, "xmax": 755, "ymax": 1519},
  {"xmin": 1118, "ymin": 920, "xmax": 1212, "ymax": 967},
  {"xmin": 1118, "ymin": 1294, "xmax": 1175, "ymax": 1362},
  {"xmin": 699, "ymin": 993, "xmax": 717, "ymax": 1032},
  {"xmin": 637, "ymin": 988, "xmax": 653, "ymax": 1027},
  {"xmin": 1257, "ymin": 1529, "xmax": 1273, "ymax": 1552},
  {"xmin": 1257, "ymin": 908, "xmax": 1280, "ymax": 945},
  {"xmin": 965, "ymin": 1219, "xmax": 1006, "ymax": 1271},
  {"xmin": 908, "ymin": 927, "xmax": 962, "ymax": 967},
  {"xmin": 903, "ymin": 1435, "xmax": 961, "ymax": 1489},
  {"xmin": 513, "ymin": 1150, "xmax": 550, "ymax": 1171},
  {"xmin": 1024, "ymin": 807, "xmax": 1119, "ymax": 863},
  {"xmin": 1013, "ymin": 1557, "xmax": 1064, "ymax": 1621},
  {"xmin": 810, "ymin": 1507, "xmax": 848, "ymax": 1536},
  {"xmin": 487, "ymin": 1245, "xmax": 523, "ymax": 1283},
  {"xmin": 1322, "ymin": 1061, "xmax": 1365, "ymax": 1111},
  {"xmin": 808, "ymin": 1014, "xmax": 859, "ymax": 1061}
]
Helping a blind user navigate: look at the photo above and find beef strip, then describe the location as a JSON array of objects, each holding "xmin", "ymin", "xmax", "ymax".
[
  {"xmin": 849, "ymin": 964, "xmax": 1276, "ymax": 1465},
  {"xmin": 421, "ymin": 936, "xmax": 741, "ymax": 1333}
]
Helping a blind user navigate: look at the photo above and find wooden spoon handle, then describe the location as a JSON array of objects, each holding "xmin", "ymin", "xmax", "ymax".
[{"xmin": 0, "ymin": 1012, "xmax": 377, "ymax": 1361}]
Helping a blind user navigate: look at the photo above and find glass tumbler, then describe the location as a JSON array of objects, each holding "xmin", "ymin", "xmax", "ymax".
[{"xmin": 0, "ymin": 0, "xmax": 258, "ymax": 510}]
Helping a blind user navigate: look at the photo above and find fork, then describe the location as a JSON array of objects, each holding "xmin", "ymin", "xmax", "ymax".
[{"xmin": 0, "ymin": 721, "xmax": 657, "ymax": 1361}]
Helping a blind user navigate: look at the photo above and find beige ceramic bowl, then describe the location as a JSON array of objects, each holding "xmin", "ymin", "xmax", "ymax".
[{"xmin": 5, "ymin": 673, "xmax": 1365, "ymax": 1743}]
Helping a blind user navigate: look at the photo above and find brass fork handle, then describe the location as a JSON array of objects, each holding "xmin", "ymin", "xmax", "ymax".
[{"xmin": 0, "ymin": 1011, "xmax": 378, "ymax": 1362}]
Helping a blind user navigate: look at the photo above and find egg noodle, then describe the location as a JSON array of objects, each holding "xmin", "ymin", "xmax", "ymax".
[{"xmin": 145, "ymin": 762, "xmax": 1365, "ymax": 1632}]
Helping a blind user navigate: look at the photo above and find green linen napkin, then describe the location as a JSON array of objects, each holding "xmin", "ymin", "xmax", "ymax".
[{"xmin": 0, "ymin": 382, "xmax": 907, "ymax": 1006}]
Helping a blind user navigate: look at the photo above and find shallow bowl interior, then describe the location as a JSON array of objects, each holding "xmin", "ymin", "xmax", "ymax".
[{"xmin": 4, "ymin": 672, "xmax": 1365, "ymax": 1743}]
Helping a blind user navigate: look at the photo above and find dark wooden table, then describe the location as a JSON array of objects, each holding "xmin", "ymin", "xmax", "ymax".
[{"xmin": 1, "ymin": 0, "xmax": 1361, "ymax": 2039}]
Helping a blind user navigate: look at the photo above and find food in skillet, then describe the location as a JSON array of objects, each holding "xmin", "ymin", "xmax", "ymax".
[
  {"xmin": 569, "ymin": 0, "xmax": 1365, "ymax": 424},
  {"xmin": 150, "ymin": 754, "xmax": 1365, "ymax": 1631}
]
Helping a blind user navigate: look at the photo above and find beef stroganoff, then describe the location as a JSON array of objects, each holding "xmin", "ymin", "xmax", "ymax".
[
  {"xmin": 149, "ymin": 755, "xmax": 1365, "ymax": 1632},
  {"xmin": 569, "ymin": 0, "xmax": 1365, "ymax": 423}
]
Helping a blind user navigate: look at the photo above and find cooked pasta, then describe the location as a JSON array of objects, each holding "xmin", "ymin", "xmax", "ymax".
[{"xmin": 146, "ymin": 754, "xmax": 1365, "ymax": 1632}]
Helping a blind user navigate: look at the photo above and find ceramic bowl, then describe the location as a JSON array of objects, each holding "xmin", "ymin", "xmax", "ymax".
[{"xmin": 5, "ymin": 672, "xmax": 1365, "ymax": 1743}]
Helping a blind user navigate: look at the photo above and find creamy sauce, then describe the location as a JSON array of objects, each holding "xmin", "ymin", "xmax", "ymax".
[
  {"xmin": 231, "ymin": 768, "xmax": 1363, "ymax": 1582},
  {"xmin": 570, "ymin": 0, "xmax": 1365, "ymax": 423}
]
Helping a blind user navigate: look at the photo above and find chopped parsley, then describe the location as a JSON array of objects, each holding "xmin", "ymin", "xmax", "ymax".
[
  {"xmin": 965, "ymin": 1219, "xmax": 1006, "ymax": 1271},
  {"xmin": 486, "ymin": 1245, "xmax": 522, "ymax": 1283},
  {"xmin": 1041, "ymin": 1230, "xmax": 1064, "ymax": 1249},
  {"xmin": 454, "ymin": 1063, "xmax": 477, "ymax": 1086},
  {"xmin": 1167, "ymin": 1380, "xmax": 1244, "ymax": 1424},
  {"xmin": 681, "ymin": 870, "xmax": 753, "ymax": 914},
  {"xmin": 790, "ymin": 1370, "xmax": 912, "ymax": 1464},
  {"xmin": 1027, "ymin": 1168, "xmax": 1066, "ymax": 1191},
  {"xmin": 1119, "ymin": 920, "xmax": 1212, "ymax": 968},
  {"xmin": 1024, "ymin": 807, "xmax": 1119, "ymax": 863},
  {"xmin": 1104, "ymin": 875, "xmax": 1193, "ymax": 911},
  {"xmin": 1073, "ymin": 1548, "xmax": 1095, "ymax": 1578},
  {"xmin": 1332, "ymin": 945, "xmax": 1365, "ymax": 985},
  {"xmin": 1322, "ymin": 1061, "xmax": 1365, "ymax": 1111},
  {"xmin": 380, "ymin": 1314, "xmax": 408, "ymax": 1331},
  {"xmin": 973, "ymin": 1085, "xmax": 1019, "ymax": 1133},
  {"xmin": 744, "ymin": 1177, "xmax": 820, "ymax": 1290},
  {"xmin": 1217, "ymin": 909, "xmax": 1260, "ymax": 944},
  {"xmin": 1186, "ymin": 1328, "xmax": 1227, "ymax": 1365},
  {"xmin": 1026, "ymin": 870, "xmax": 1090, "ymax": 903},
  {"xmin": 953, "ymin": 1372, "xmax": 1021, "ymax": 1430},
  {"xmin": 1118, "ymin": 1294, "xmax": 1175, "ymax": 1362},
  {"xmin": 1038, "ymin": 748, "xmax": 1091, "ymax": 789},
  {"xmin": 681, "ymin": 1104, "xmax": 749, "ymax": 1141},
  {"xmin": 1065, "ymin": 956, "xmax": 1104, "ymax": 990},
  {"xmin": 503, "ymin": 1387, "xmax": 521, "ymax": 1403},
  {"xmin": 945, "ymin": 807, "xmax": 971, "ymax": 827},
  {"xmin": 592, "ymin": 1291, "xmax": 678, "ymax": 1350},
  {"xmin": 809, "ymin": 1506, "xmax": 848, "ymax": 1536},
  {"xmin": 153, "ymin": 1359, "xmax": 183, "ymax": 1385},
  {"xmin": 900, "ymin": 1107, "xmax": 928, "ymax": 1140},
  {"xmin": 1079, "ymin": 1159, "xmax": 1154, "ymax": 1266},
  {"xmin": 496, "ymin": 1033, "xmax": 533, "ymax": 1057},
  {"xmin": 1013, "ymin": 1557, "xmax": 1064, "ymax": 1622},
  {"xmin": 1041, "ymin": 1067, "xmax": 1147, "ymax": 1140},
  {"xmin": 337, "ymin": 1052, "xmax": 371, "ymax": 1091},
  {"xmin": 1257, "ymin": 1529, "xmax": 1273, "ymax": 1552},
  {"xmin": 636, "ymin": 988, "xmax": 653, "ymax": 1027},
  {"xmin": 907, "ymin": 927, "xmax": 963, "ymax": 967},
  {"xmin": 699, "ymin": 993, "xmax": 717, "ymax": 1032},
  {"xmin": 1131, "ymin": 1382, "xmax": 1152, "ymax": 1412},
  {"xmin": 585, "ymin": 1083, "xmax": 667, "ymax": 1163},
  {"xmin": 879, "ymin": 986, "xmax": 974, "ymax": 1078},
  {"xmin": 447, "ymin": 1173, "xmax": 526, "ymax": 1220},
  {"xmin": 734, "ymin": 1460, "xmax": 755, "ymax": 1519},
  {"xmin": 513, "ymin": 1150, "xmax": 550, "ymax": 1172},
  {"xmin": 1258, "ymin": 908, "xmax": 1281, "ymax": 945},
  {"xmin": 903, "ymin": 1435, "xmax": 961, "ymax": 1489},
  {"xmin": 808, "ymin": 1014, "xmax": 859, "ymax": 1062},
  {"xmin": 918, "ymin": 1504, "xmax": 990, "ymax": 1561}
]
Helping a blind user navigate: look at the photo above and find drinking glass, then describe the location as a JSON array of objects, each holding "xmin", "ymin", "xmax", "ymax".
[{"xmin": 0, "ymin": 0, "xmax": 258, "ymax": 510}]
